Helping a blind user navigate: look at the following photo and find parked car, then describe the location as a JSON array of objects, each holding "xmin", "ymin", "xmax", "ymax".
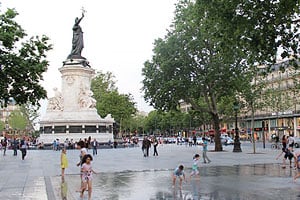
[
  {"xmin": 163, "ymin": 137, "xmax": 176, "ymax": 144},
  {"xmin": 221, "ymin": 136, "xmax": 234, "ymax": 145},
  {"xmin": 196, "ymin": 137, "xmax": 203, "ymax": 145}
]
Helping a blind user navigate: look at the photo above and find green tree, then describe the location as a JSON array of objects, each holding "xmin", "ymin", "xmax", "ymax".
[
  {"xmin": 0, "ymin": 8, "xmax": 52, "ymax": 106},
  {"xmin": 142, "ymin": 1, "xmax": 246, "ymax": 151},
  {"xmin": 8, "ymin": 109, "xmax": 28, "ymax": 130},
  {"xmin": 0, "ymin": 120, "xmax": 5, "ymax": 131},
  {"xmin": 142, "ymin": 0, "xmax": 300, "ymax": 151},
  {"xmin": 19, "ymin": 103, "xmax": 39, "ymax": 132},
  {"xmin": 91, "ymin": 71, "xmax": 137, "ymax": 135}
]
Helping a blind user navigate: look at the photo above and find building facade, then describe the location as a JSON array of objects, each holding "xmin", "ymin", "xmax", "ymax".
[{"xmin": 242, "ymin": 60, "xmax": 300, "ymax": 140}]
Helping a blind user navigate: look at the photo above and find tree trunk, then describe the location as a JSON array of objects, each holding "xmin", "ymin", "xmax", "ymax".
[
  {"xmin": 251, "ymin": 104, "xmax": 256, "ymax": 154},
  {"xmin": 212, "ymin": 113, "xmax": 223, "ymax": 151}
]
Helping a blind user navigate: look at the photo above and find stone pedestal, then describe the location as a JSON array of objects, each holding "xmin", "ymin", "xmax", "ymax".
[{"xmin": 39, "ymin": 59, "xmax": 114, "ymax": 144}]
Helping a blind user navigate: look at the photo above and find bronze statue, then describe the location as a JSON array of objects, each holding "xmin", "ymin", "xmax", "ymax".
[{"xmin": 68, "ymin": 11, "xmax": 85, "ymax": 59}]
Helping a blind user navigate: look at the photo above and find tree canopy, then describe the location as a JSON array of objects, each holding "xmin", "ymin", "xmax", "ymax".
[
  {"xmin": 142, "ymin": 0, "xmax": 300, "ymax": 151},
  {"xmin": 0, "ymin": 8, "xmax": 52, "ymax": 106},
  {"xmin": 91, "ymin": 71, "xmax": 137, "ymax": 134}
]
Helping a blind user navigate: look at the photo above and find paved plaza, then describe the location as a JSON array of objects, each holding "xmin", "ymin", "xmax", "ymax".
[{"xmin": 1, "ymin": 142, "xmax": 300, "ymax": 200}]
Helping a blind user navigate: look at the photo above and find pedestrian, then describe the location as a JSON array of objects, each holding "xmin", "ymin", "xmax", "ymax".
[
  {"xmin": 2, "ymin": 137, "xmax": 7, "ymax": 156},
  {"xmin": 145, "ymin": 137, "xmax": 151, "ymax": 157},
  {"xmin": 142, "ymin": 137, "xmax": 151, "ymax": 157},
  {"xmin": 91, "ymin": 138, "xmax": 98, "ymax": 156},
  {"xmin": 153, "ymin": 138, "xmax": 158, "ymax": 156},
  {"xmin": 56, "ymin": 139, "xmax": 60, "ymax": 151},
  {"xmin": 193, "ymin": 135, "xmax": 197, "ymax": 146},
  {"xmin": 172, "ymin": 165, "xmax": 186, "ymax": 189},
  {"xmin": 282, "ymin": 135, "xmax": 287, "ymax": 149},
  {"xmin": 76, "ymin": 140, "xmax": 87, "ymax": 192},
  {"xmin": 80, "ymin": 154, "xmax": 97, "ymax": 200},
  {"xmin": 20, "ymin": 137, "xmax": 28, "ymax": 160},
  {"xmin": 61, "ymin": 148, "xmax": 68, "ymax": 178},
  {"xmin": 190, "ymin": 154, "xmax": 200, "ymax": 179},
  {"xmin": 142, "ymin": 138, "xmax": 146, "ymax": 157},
  {"xmin": 53, "ymin": 140, "xmax": 57, "ymax": 151},
  {"xmin": 288, "ymin": 134, "xmax": 295, "ymax": 151},
  {"xmin": 276, "ymin": 147, "xmax": 295, "ymax": 168},
  {"xmin": 293, "ymin": 150, "xmax": 300, "ymax": 182},
  {"xmin": 12, "ymin": 137, "xmax": 18, "ymax": 156},
  {"xmin": 201, "ymin": 137, "xmax": 211, "ymax": 164}
]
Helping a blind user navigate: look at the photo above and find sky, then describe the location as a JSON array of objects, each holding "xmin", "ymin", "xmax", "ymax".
[{"xmin": 1, "ymin": 0, "xmax": 178, "ymax": 115}]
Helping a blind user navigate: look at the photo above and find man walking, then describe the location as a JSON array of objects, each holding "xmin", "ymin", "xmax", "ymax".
[
  {"xmin": 153, "ymin": 138, "xmax": 159, "ymax": 156},
  {"xmin": 20, "ymin": 137, "xmax": 28, "ymax": 160},
  {"xmin": 91, "ymin": 138, "xmax": 98, "ymax": 156},
  {"xmin": 201, "ymin": 137, "xmax": 211, "ymax": 164},
  {"xmin": 12, "ymin": 137, "xmax": 18, "ymax": 156}
]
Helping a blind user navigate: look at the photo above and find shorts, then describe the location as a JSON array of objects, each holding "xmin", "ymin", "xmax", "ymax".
[
  {"xmin": 284, "ymin": 154, "xmax": 294, "ymax": 160},
  {"xmin": 190, "ymin": 169, "xmax": 199, "ymax": 176}
]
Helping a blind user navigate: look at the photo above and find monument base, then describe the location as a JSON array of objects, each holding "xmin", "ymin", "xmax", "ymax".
[{"xmin": 39, "ymin": 110, "xmax": 114, "ymax": 144}]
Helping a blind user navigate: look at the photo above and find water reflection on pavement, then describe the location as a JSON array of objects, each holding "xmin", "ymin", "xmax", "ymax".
[{"xmin": 52, "ymin": 163, "xmax": 300, "ymax": 200}]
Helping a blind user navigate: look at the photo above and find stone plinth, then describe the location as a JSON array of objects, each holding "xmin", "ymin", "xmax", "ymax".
[{"xmin": 39, "ymin": 59, "xmax": 114, "ymax": 144}]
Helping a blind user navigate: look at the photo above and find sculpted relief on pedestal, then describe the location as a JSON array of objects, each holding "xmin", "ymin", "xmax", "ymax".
[
  {"xmin": 47, "ymin": 87, "xmax": 64, "ymax": 111},
  {"xmin": 78, "ymin": 84, "xmax": 96, "ymax": 109},
  {"xmin": 65, "ymin": 76, "xmax": 75, "ymax": 85}
]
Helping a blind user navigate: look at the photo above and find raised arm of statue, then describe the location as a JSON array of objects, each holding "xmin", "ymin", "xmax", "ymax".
[{"xmin": 75, "ymin": 13, "xmax": 84, "ymax": 26}]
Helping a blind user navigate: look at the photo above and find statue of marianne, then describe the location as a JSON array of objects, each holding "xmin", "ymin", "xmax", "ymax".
[{"xmin": 68, "ymin": 12, "xmax": 85, "ymax": 59}]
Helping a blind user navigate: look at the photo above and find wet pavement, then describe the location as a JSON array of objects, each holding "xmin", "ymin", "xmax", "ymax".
[
  {"xmin": 1, "ymin": 142, "xmax": 300, "ymax": 199},
  {"xmin": 51, "ymin": 164, "xmax": 300, "ymax": 200}
]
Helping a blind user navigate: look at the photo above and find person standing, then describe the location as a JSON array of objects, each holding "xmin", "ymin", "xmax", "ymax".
[
  {"xmin": 91, "ymin": 139, "xmax": 98, "ymax": 156},
  {"xmin": 153, "ymin": 138, "xmax": 159, "ymax": 156},
  {"xmin": 2, "ymin": 137, "xmax": 7, "ymax": 156},
  {"xmin": 288, "ymin": 134, "xmax": 295, "ymax": 151},
  {"xmin": 80, "ymin": 154, "xmax": 97, "ymax": 200},
  {"xmin": 12, "ymin": 137, "xmax": 18, "ymax": 156},
  {"xmin": 201, "ymin": 137, "xmax": 211, "ymax": 164},
  {"xmin": 145, "ymin": 137, "xmax": 151, "ymax": 157},
  {"xmin": 293, "ymin": 150, "xmax": 300, "ymax": 182},
  {"xmin": 61, "ymin": 148, "xmax": 68, "ymax": 178},
  {"xmin": 20, "ymin": 137, "xmax": 28, "ymax": 160},
  {"xmin": 282, "ymin": 135, "xmax": 287, "ymax": 149},
  {"xmin": 193, "ymin": 135, "xmax": 197, "ymax": 146},
  {"xmin": 142, "ymin": 138, "xmax": 147, "ymax": 157}
]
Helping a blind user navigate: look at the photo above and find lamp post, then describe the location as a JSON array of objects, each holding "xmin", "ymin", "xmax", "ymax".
[{"xmin": 233, "ymin": 101, "xmax": 242, "ymax": 152}]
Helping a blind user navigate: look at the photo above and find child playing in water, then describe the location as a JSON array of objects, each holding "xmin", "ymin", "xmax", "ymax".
[
  {"xmin": 190, "ymin": 154, "xmax": 200, "ymax": 179},
  {"xmin": 61, "ymin": 148, "xmax": 68, "ymax": 178},
  {"xmin": 172, "ymin": 165, "xmax": 186, "ymax": 189},
  {"xmin": 80, "ymin": 154, "xmax": 97, "ymax": 200}
]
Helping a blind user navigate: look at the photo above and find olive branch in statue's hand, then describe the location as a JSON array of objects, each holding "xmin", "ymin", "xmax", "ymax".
[{"xmin": 81, "ymin": 7, "xmax": 86, "ymax": 17}]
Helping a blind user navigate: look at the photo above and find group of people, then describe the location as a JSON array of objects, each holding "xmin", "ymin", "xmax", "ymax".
[
  {"xmin": 1, "ymin": 136, "xmax": 29, "ymax": 160},
  {"xmin": 172, "ymin": 137, "xmax": 212, "ymax": 189},
  {"xmin": 141, "ymin": 137, "xmax": 158, "ymax": 157},
  {"xmin": 275, "ymin": 134, "xmax": 300, "ymax": 182}
]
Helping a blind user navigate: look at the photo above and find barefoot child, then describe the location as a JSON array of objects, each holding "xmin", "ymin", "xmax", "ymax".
[
  {"xmin": 293, "ymin": 150, "xmax": 300, "ymax": 182},
  {"xmin": 80, "ymin": 154, "xmax": 97, "ymax": 200},
  {"xmin": 276, "ymin": 147, "xmax": 295, "ymax": 168},
  {"xmin": 172, "ymin": 165, "xmax": 186, "ymax": 189},
  {"xmin": 61, "ymin": 148, "xmax": 68, "ymax": 178},
  {"xmin": 190, "ymin": 154, "xmax": 200, "ymax": 179}
]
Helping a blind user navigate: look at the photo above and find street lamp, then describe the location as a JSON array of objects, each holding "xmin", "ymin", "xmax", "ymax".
[{"xmin": 233, "ymin": 101, "xmax": 242, "ymax": 152}]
